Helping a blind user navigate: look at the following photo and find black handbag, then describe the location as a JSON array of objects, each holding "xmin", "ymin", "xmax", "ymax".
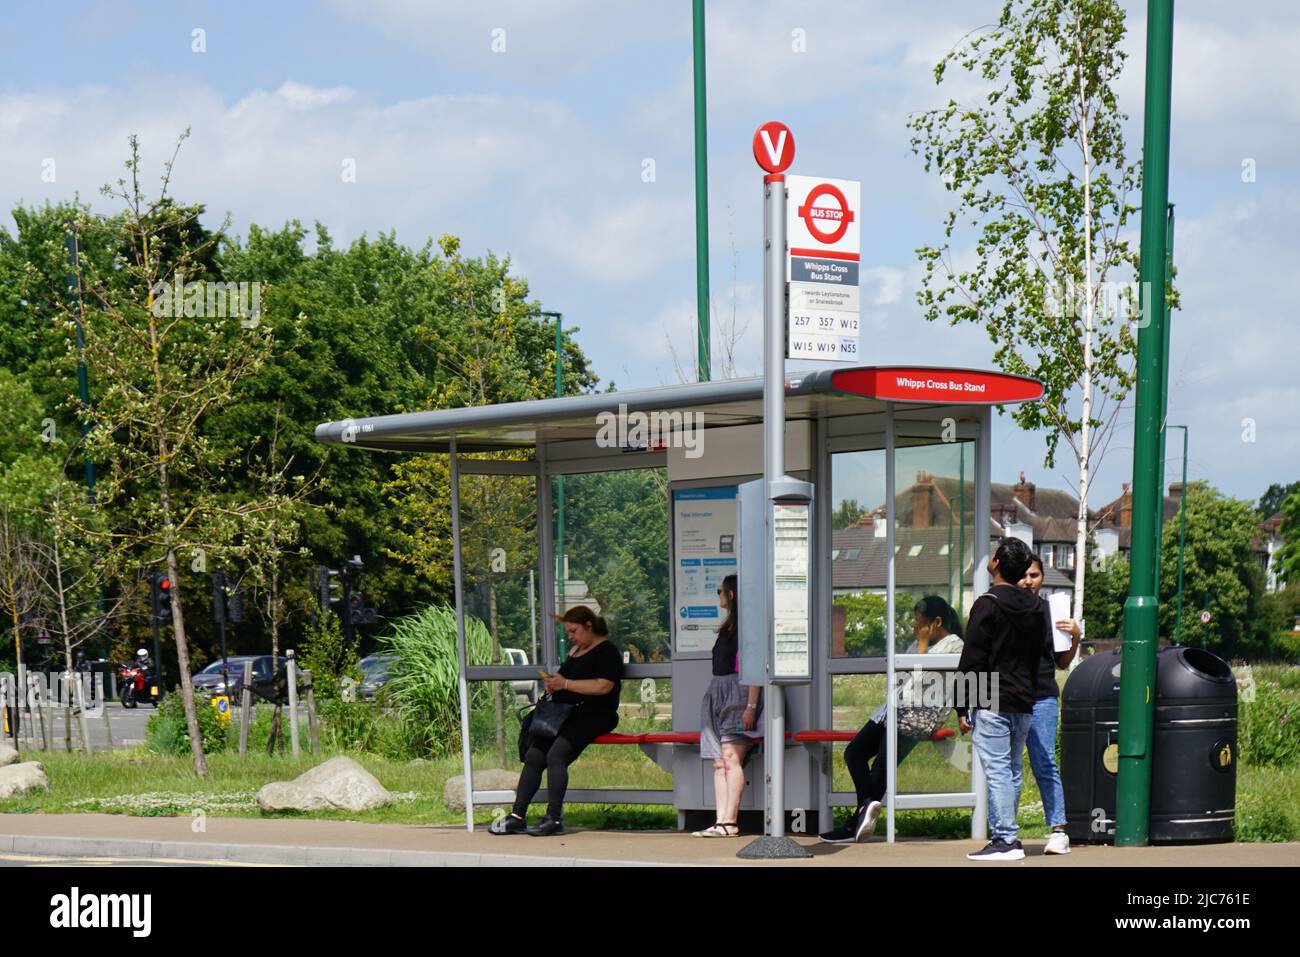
[{"xmin": 516, "ymin": 695, "xmax": 576, "ymax": 761}]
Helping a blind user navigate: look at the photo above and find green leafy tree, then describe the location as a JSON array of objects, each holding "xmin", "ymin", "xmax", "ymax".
[
  {"xmin": 1156, "ymin": 483, "xmax": 1265, "ymax": 656},
  {"xmin": 835, "ymin": 591, "xmax": 917, "ymax": 657},
  {"xmin": 1082, "ymin": 551, "xmax": 1128, "ymax": 642},
  {"xmin": 1274, "ymin": 491, "xmax": 1300, "ymax": 589},
  {"xmin": 909, "ymin": 0, "xmax": 1158, "ymax": 623},
  {"xmin": 51, "ymin": 134, "xmax": 288, "ymax": 777},
  {"xmin": 832, "ymin": 498, "xmax": 868, "ymax": 531},
  {"xmin": 1257, "ymin": 482, "xmax": 1300, "ymax": 518}
]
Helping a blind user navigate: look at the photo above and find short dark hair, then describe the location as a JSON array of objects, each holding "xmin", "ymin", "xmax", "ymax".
[{"xmin": 993, "ymin": 537, "xmax": 1034, "ymax": 583}]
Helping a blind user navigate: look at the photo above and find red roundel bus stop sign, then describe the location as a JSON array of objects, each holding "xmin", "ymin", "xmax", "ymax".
[
  {"xmin": 797, "ymin": 182, "xmax": 855, "ymax": 245},
  {"xmin": 753, "ymin": 121, "xmax": 795, "ymax": 174}
]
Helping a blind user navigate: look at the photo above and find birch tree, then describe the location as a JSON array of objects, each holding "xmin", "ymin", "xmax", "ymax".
[
  {"xmin": 42, "ymin": 133, "xmax": 283, "ymax": 776},
  {"xmin": 908, "ymin": 0, "xmax": 1156, "ymax": 619}
]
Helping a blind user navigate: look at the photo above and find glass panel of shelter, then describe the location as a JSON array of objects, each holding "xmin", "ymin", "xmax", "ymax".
[
  {"xmin": 457, "ymin": 468, "xmax": 540, "ymax": 770},
  {"xmin": 891, "ymin": 434, "xmax": 976, "ymax": 798},
  {"xmin": 551, "ymin": 467, "xmax": 672, "ymax": 709},
  {"xmin": 826, "ymin": 414, "xmax": 980, "ymax": 808}
]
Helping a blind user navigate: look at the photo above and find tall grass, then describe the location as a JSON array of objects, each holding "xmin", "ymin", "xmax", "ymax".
[{"xmin": 376, "ymin": 604, "xmax": 493, "ymax": 757}]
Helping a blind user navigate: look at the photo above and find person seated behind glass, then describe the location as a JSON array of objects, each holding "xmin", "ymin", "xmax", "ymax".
[{"xmin": 819, "ymin": 595, "xmax": 965, "ymax": 844}]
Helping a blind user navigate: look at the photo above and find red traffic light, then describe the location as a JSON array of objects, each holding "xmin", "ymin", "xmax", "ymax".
[{"xmin": 159, "ymin": 577, "xmax": 170, "ymax": 590}]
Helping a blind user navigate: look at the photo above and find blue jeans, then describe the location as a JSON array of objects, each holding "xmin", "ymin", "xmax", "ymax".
[
  {"xmin": 1015, "ymin": 696, "xmax": 1066, "ymax": 828},
  {"xmin": 972, "ymin": 709, "xmax": 1033, "ymax": 844}
]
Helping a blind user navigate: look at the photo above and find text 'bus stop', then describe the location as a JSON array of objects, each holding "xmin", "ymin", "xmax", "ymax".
[{"xmin": 316, "ymin": 364, "xmax": 1042, "ymax": 841}]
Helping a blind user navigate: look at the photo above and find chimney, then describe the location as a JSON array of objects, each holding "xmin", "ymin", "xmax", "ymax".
[
  {"xmin": 1012, "ymin": 470, "xmax": 1036, "ymax": 511},
  {"xmin": 911, "ymin": 471, "xmax": 933, "ymax": 529},
  {"xmin": 1119, "ymin": 482, "xmax": 1132, "ymax": 528},
  {"xmin": 873, "ymin": 506, "xmax": 887, "ymax": 539},
  {"xmin": 1169, "ymin": 481, "xmax": 1183, "ymax": 497},
  {"xmin": 855, "ymin": 514, "xmax": 874, "ymax": 530}
]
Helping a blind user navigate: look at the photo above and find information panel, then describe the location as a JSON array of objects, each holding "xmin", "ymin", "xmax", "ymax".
[
  {"xmin": 672, "ymin": 486, "xmax": 738, "ymax": 654},
  {"xmin": 772, "ymin": 502, "xmax": 811, "ymax": 678}
]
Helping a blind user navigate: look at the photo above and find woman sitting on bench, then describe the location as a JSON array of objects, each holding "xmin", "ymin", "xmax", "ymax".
[
  {"xmin": 819, "ymin": 595, "xmax": 965, "ymax": 844},
  {"xmin": 490, "ymin": 606, "xmax": 623, "ymax": 837}
]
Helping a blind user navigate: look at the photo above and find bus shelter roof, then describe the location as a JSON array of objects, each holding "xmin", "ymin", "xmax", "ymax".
[{"xmin": 313, "ymin": 365, "xmax": 1042, "ymax": 454}]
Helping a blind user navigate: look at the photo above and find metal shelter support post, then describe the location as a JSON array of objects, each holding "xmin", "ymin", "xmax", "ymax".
[
  {"xmin": 537, "ymin": 444, "xmax": 558, "ymax": 675},
  {"xmin": 450, "ymin": 438, "xmax": 476, "ymax": 830},
  {"xmin": 971, "ymin": 405, "xmax": 992, "ymax": 840},
  {"xmin": 814, "ymin": 414, "xmax": 832, "ymax": 830},
  {"xmin": 884, "ymin": 404, "xmax": 897, "ymax": 843}
]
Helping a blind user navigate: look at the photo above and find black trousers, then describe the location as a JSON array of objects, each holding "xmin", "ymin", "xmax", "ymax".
[
  {"xmin": 512, "ymin": 708, "xmax": 617, "ymax": 819},
  {"xmin": 844, "ymin": 720, "xmax": 919, "ymax": 807}
]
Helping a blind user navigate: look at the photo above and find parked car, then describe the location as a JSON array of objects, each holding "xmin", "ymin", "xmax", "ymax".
[
  {"xmin": 191, "ymin": 655, "xmax": 286, "ymax": 701},
  {"xmin": 357, "ymin": 653, "xmax": 399, "ymax": 701},
  {"xmin": 502, "ymin": 648, "xmax": 539, "ymax": 703}
]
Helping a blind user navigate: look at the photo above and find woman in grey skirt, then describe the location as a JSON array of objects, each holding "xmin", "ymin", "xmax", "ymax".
[{"xmin": 694, "ymin": 575, "xmax": 762, "ymax": 837}]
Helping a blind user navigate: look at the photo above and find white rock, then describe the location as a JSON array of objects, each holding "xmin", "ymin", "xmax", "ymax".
[
  {"xmin": 256, "ymin": 756, "xmax": 392, "ymax": 813},
  {"xmin": 444, "ymin": 769, "xmax": 519, "ymax": 811},
  {"xmin": 0, "ymin": 744, "xmax": 19, "ymax": 768},
  {"xmin": 0, "ymin": 761, "xmax": 49, "ymax": 799}
]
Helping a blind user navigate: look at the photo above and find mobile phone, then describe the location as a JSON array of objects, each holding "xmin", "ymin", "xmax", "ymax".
[{"xmin": 537, "ymin": 669, "xmax": 550, "ymax": 679}]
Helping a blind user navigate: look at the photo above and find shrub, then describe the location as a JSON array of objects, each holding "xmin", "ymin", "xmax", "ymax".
[
  {"xmin": 145, "ymin": 687, "xmax": 229, "ymax": 756},
  {"xmin": 1278, "ymin": 667, "xmax": 1300, "ymax": 691},
  {"xmin": 374, "ymin": 604, "xmax": 493, "ymax": 758},
  {"xmin": 297, "ymin": 612, "xmax": 359, "ymax": 701},
  {"xmin": 1239, "ymin": 686, "xmax": 1300, "ymax": 768}
]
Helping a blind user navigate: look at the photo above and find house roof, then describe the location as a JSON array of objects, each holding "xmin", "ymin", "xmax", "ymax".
[{"xmin": 831, "ymin": 524, "xmax": 973, "ymax": 591}]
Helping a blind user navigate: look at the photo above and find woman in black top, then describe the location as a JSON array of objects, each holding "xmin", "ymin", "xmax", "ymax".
[
  {"xmin": 694, "ymin": 575, "xmax": 762, "ymax": 837},
  {"xmin": 490, "ymin": 605, "xmax": 623, "ymax": 837}
]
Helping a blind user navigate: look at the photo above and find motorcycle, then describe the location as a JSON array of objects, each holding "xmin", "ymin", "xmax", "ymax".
[{"xmin": 118, "ymin": 663, "xmax": 159, "ymax": 708}]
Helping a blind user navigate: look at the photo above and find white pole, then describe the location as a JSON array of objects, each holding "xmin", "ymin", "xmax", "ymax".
[
  {"xmin": 450, "ymin": 440, "xmax": 476, "ymax": 830},
  {"xmin": 286, "ymin": 651, "xmax": 300, "ymax": 758},
  {"xmin": 528, "ymin": 567, "xmax": 538, "ymax": 667},
  {"xmin": 762, "ymin": 172, "xmax": 787, "ymax": 839}
]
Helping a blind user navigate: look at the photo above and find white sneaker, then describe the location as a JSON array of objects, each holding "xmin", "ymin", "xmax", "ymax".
[
  {"xmin": 856, "ymin": 801, "xmax": 882, "ymax": 841},
  {"xmin": 1044, "ymin": 830, "xmax": 1071, "ymax": 855}
]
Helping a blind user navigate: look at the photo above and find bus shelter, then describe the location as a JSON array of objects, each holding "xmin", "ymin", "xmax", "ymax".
[{"xmin": 315, "ymin": 364, "xmax": 1043, "ymax": 841}]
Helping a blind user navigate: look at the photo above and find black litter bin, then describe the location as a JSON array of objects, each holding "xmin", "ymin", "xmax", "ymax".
[{"xmin": 1062, "ymin": 645, "xmax": 1236, "ymax": 844}]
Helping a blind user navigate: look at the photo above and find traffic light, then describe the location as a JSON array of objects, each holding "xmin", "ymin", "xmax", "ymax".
[
  {"xmin": 317, "ymin": 566, "xmax": 341, "ymax": 612},
  {"xmin": 348, "ymin": 592, "xmax": 378, "ymax": 626},
  {"xmin": 152, "ymin": 570, "xmax": 173, "ymax": 624},
  {"xmin": 226, "ymin": 586, "xmax": 245, "ymax": 623}
]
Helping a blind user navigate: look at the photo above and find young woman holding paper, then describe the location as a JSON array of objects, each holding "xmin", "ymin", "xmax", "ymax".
[{"xmin": 1017, "ymin": 556, "xmax": 1082, "ymax": 855}]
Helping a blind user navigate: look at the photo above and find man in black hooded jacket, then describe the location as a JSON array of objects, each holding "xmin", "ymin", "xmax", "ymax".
[{"xmin": 956, "ymin": 536, "xmax": 1047, "ymax": 861}]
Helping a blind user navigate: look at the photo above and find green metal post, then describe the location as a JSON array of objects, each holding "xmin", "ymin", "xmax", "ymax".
[
  {"xmin": 1154, "ymin": 204, "xmax": 1175, "ymax": 585},
  {"xmin": 529, "ymin": 310, "xmax": 567, "ymax": 660},
  {"xmin": 553, "ymin": 314, "xmax": 567, "ymax": 661},
  {"xmin": 66, "ymin": 230, "xmax": 110, "ymax": 659},
  {"xmin": 1171, "ymin": 426, "xmax": 1188, "ymax": 646},
  {"xmin": 1116, "ymin": 0, "xmax": 1175, "ymax": 848},
  {"xmin": 692, "ymin": 0, "xmax": 711, "ymax": 382}
]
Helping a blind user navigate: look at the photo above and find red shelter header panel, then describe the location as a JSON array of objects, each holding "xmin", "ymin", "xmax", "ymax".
[{"xmin": 829, "ymin": 367, "xmax": 1043, "ymax": 405}]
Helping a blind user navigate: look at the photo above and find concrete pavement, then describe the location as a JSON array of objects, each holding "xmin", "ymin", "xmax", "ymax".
[{"xmin": 3, "ymin": 813, "xmax": 1298, "ymax": 866}]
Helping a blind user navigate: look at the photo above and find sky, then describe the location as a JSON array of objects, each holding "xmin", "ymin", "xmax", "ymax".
[{"xmin": 2, "ymin": 0, "xmax": 1296, "ymax": 511}]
